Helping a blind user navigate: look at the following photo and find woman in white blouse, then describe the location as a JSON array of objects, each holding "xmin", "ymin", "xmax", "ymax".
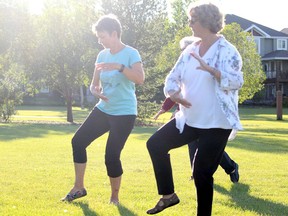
[{"xmin": 146, "ymin": 2, "xmax": 243, "ymax": 215}]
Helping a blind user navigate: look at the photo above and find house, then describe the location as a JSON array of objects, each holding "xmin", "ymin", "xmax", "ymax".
[
  {"xmin": 281, "ymin": 28, "xmax": 288, "ymax": 35},
  {"xmin": 225, "ymin": 14, "xmax": 288, "ymax": 101}
]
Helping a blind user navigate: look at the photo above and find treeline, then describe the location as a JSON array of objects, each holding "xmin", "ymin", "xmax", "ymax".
[{"xmin": 0, "ymin": 0, "xmax": 265, "ymax": 122}]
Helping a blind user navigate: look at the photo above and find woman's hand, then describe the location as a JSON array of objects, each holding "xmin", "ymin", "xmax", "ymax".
[
  {"xmin": 190, "ymin": 52, "xmax": 221, "ymax": 80},
  {"xmin": 190, "ymin": 52, "xmax": 210, "ymax": 71},
  {"xmin": 169, "ymin": 90, "xmax": 192, "ymax": 108},
  {"xmin": 153, "ymin": 109, "xmax": 166, "ymax": 120},
  {"xmin": 90, "ymin": 85, "xmax": 109, "ymax": 102},
  {"xmin": 96, "ymin": 62, "xmax": 121, "ymax": 72}
]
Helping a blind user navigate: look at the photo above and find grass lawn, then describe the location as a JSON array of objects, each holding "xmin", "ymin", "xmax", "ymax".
[{"xmin": 0, "ymin": 106, "xmax": 288, "ymax": 216}]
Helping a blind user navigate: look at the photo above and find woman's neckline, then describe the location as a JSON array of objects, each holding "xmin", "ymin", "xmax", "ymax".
[
  {"xmin": 198, "ymin": 35, "xmax": 220, "ymax": 57},
  {"xmin": 109, "ymin": 43, "xmax": 126, "ymax": 55}
]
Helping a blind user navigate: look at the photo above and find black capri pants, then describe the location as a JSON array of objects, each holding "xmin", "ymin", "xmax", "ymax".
[{"xmin": 72, "ymin": 107, "xmax": 136, "ymax": 178}]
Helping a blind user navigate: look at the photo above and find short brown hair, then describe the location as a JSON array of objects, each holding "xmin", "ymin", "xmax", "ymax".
[
  {"xmin": 92, "ymin": 14, "xmax": 122, "ymax": 38},
  {"xmin": 188, "ymin": 2, "xmax": 224, "ymax": 33}
]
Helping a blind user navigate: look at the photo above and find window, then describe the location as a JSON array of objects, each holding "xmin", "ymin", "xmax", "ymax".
[
  {"xmin": 254, "ymin": 37, "xmax": 260, "ymax": 53},
  {"xmin": 277, "ymin": 39, "xmax": 287, "ymax": 50},
  {"xmin": 40, "ymin": 86, "xmax": 49, "ymax": 93}
]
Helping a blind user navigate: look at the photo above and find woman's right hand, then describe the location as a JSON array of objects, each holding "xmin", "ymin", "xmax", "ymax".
[
  {"xmin": 169, "ymin": 90, "xmax": 192, "ymax": 108},
  {"xmin": 90, "ymin": 85, "xmax": 109, "ymax": 102}
]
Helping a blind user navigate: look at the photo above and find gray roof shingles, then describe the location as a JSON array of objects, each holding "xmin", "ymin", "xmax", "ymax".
[
  {"xmin": 225, "ymin": 14, "xmax": 288, "ymax": 59},
  {"xmin": 225, "ymin": 14, "xmax": 288, "ymax": 37}
]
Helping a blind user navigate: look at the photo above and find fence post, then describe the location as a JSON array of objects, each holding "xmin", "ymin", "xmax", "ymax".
[{"xmin": 276, "ymin": 90, "xmax": 282, "ymax": 120}]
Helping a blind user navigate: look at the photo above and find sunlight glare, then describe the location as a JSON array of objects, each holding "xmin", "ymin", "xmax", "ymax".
[{"xmin": 28, "ymin": 0, "xmax": 44, "ymax": 14}]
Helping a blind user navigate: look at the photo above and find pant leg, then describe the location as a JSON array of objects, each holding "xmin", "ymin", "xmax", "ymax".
[
  {"xmin": 219, "ymin": 151, "xmax": 237, "ymax": 174},
  {"xmin": 147, "ymin": 119, "xmax": 197, "ymax": 195},
  {"xmin": 193, "ymin": 128, "xmax": 231, "ymax": 216},
  {"xmin": 105, "ymin": 114, "xmax": 136, "ymax": 177},
  {"xmin": 72, "ymin": 107, "xmax": 109, "ymax": 163}
]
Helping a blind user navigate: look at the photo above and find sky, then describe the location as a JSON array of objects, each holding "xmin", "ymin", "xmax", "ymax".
[
  {"xmin": 28, "ymin": 0, "xmax": 287, "ymax": 31},
  {"xmin": 219, "ymin": 0, "xmax": 287, "ymax": 31}
]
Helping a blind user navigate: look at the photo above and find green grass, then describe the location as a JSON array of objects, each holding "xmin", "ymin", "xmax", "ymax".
[
  {"xmin": 0, "ymin": 106, "xmax": 288, "ymax": 215},
  {"xmin": 11, "ymin": 106, "xmax": 89, "ymax": 123}
]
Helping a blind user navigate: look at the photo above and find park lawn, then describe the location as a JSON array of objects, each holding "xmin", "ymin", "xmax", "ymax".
[
  {"xmin": 11, "ymin": 106, "xmax": 89, "ymax": 123},
  {"xmin": 0, "ymin": 106, "xmax": 287, "ymax": 216}
]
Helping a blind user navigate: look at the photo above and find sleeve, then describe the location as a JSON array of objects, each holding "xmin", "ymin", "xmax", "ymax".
[
  {"xmin": 129, "ymin": 48, "xmax": 142, "ymax": 67},
  {"xmin": 219, "ymin": 45, "xmax": 244, "ymax": 91},
  {"xmin": 161, "ymin": 97, "xmax": 176, "ymax": 112},
  {"xmin": 163, "ymin": 54, "xmax": 185, "ymax": 97},
  {"xmin": 95, "ymin": 50, "xmax": 104, "ymax": 64}
]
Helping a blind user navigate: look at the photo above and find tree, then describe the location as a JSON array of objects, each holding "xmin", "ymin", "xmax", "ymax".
[
  {"xmin": 140, "ymin": 0, "xmax": 192, "ymax": 104},
  {"xmin": 34, "ymin": 0, "xmax": 98, "ymax": 122},
  {"xmin": 170, "ymin": 0, "xmax": 192, "ymax": 30},
  {"xmin": 0, "ymin": 60, "xmax": 26, "ymax": 122},
  {"xmin": 222, "ymin": 23, "xmax": 266, "ymax": 103},
  {"xmin": 0, "ymin": 2, "xmax": 34, "ymax": 121}
]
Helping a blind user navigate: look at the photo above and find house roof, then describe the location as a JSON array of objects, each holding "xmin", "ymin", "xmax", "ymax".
[
  {"xmin": 225, "ymin": 14, "xmax": 288, "ymax": 60},
  {"xmin": 281, "ymin": 28, "xmax": 288, "ymax": 35},
  {"xmin": 262, "ymin": 50, "xmax": 288, "ymax": 60},
  {"xmin": 225, "ymin": 14, "xmax": 288, "ymax": 37}
]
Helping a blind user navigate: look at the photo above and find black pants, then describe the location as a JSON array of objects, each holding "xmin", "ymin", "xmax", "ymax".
[
  {"xmin": 71, "ymin": 107, "xmax": 136, "ymax": 177},
  {"xmin": 146, "ymin": 119, "xmax": 231, "ymax": 216},
  {"xmin": 188, "ymin": 141, "xmax": 236, "ymax": 175}
]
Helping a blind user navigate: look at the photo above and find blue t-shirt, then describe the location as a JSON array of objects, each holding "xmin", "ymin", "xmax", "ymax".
[{"xmin": 95, "ymin": 46, "xmax": 141, "ymax": 115}]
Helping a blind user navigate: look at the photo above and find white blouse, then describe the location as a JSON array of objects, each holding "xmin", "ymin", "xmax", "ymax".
[{"xmin": 164, "ymin": 35, "xmax": 244, "ymax": 133}]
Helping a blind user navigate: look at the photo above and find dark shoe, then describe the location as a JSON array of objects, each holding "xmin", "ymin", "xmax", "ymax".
[
  {"xmin": 146, "ymin": 193, "xmax": 180, "ymax": 214},
  {"xmin": 230, "ymin": 163, "xmax": 239, "ymax": 183},
  {"xmin": 61, "ymin": 188, "xmax": 87, "ymax": 202}
]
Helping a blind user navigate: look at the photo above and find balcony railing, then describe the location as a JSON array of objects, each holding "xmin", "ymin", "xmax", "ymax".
[
  {"xmin": 266, "ymin": 71, "xmax": 276, "ymax": 79},
  {"xmin": 265, "ymin": 71, "xmax": 288, "ymax": 79}
]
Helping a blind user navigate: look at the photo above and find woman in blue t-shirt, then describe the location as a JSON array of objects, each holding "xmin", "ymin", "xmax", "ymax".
[{"xmin": 62, "ymin": 14, "xmax": 145, "ymax": 205}]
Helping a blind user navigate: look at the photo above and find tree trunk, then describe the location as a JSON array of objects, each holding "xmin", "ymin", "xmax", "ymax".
[
  {"xmin": 80, "ymin": 85, "xmax": 84, "ymax": 109},
  {"xmin": 66, "ymin": 94, "xmax": 73, "ymax": 123}
]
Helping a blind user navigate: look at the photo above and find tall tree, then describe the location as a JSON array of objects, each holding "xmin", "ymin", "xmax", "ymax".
[
  {"xmin": 140, "ymin": 0, "xmax": 192, "ymax": 104},
  {"xmin": 0, "ymin": 2, "xmax": 34, "ymax": 121},
  {"xmin": 170, "ymin": 0, "xmax": 192, "ymax": 30},
  {"xmin": 34, "ymin": 0, "xmax": 98, "ymax": 122},
  {"xmin": 0, "ymin": 59, "xmax": 26, "ymax": 122},
  {"xmin": 222, "ymin": 23, "xmax": 266, "ymax": 103}
]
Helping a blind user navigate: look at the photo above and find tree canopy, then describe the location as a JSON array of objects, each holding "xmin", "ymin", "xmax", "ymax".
[
  {"xmin": 222, "ymin": 23, "xmax": 266, "ymax": 103},
  {"xmin": 0, "ymin": 0, "xmax": 266, "ymax": 122}
]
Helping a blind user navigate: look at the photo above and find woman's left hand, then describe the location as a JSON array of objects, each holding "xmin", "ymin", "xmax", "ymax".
[
  {"xmin": 190, "ymin": 52, "xmax": 210, "ymax": 71},
  {"xmin": 190, "ymin": 52, "xmax": 220, "ymax": 80}
]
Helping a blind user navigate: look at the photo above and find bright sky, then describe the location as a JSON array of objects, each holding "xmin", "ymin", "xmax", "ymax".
[
  {"xmin": 28, "ymin": 0, "xmax": 287, "ymax": 31},
  {"xmin": 28, "ymin": 0, "xmax": 44, "ymax": 14},
  {"xmin": 219, "ymin": 0, "xmax": 287, "ymax": 31}
]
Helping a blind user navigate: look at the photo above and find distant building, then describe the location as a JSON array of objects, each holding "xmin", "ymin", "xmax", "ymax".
[
  {"xmin": 225, "ymin": 14, "xmax": 288, "ymax": 102},
  {"xmin": 281, "ymin": 28, "xmax": 288, "ymax": 35}
]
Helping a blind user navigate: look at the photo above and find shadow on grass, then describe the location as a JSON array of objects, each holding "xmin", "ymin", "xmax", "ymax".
[
  {"xmin": 214, "ymin": 183, "xmax": 288, "ymax": 215},
  {"xmin": 72, "ymin": 202, "xmax": 137, "ymax": 216},
  {"xmin": 230, "ymin": 135, "xmax": 288, "ymax": 153},
  {"xmin": 117, "ymin": 204, "xmax": 138, "ymax": 216},
  {"xmin": 73, "ymin": 202, "xmax": 99, "ymax": 216},
  {"xmin": 0, "ymin": 123, "xmax": 78, "ymax": 141},
  {"xmin": 132, "ymin": 126, "xmax": 288, "ymax": 154}
]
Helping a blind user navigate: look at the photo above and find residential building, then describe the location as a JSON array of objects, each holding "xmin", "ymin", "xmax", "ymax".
[{"xmin": 225, "ymin": 14, "xmax": 288, "ymax": 102}]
